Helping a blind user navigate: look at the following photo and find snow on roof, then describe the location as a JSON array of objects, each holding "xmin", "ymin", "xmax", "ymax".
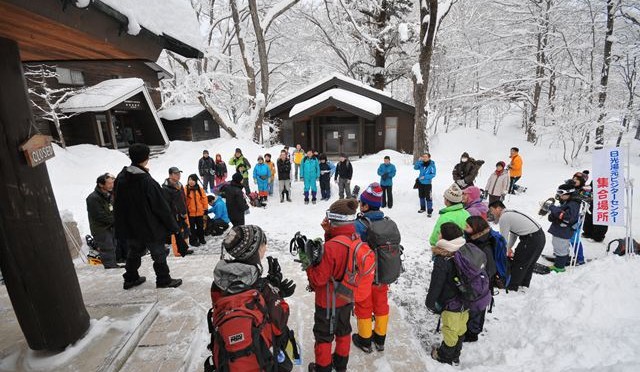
[
  {"xmin": 289, "ymin": 88, "xmax": 382, "ymax": 118},
  {"xmin": 60, "ymin": 78, "xmax": 144, "ymax": 112},
  {"xmin": 98, "ymin": 0, "xmax": 204, "ymax": 52},
  {"xmin": 267, "ymin": 73, "xmax": 391, "ymax": 112},
  {"xmin": 158, "ymin": 104, "xmax": 206, "ymax": 120}
]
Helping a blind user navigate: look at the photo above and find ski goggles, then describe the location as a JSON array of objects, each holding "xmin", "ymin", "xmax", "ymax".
[
  {"xmin": 556, "ymin": 188, "xmax": 575, "ymax": 196},
  {"xmin": 326, "ymin": 210, "xmax": 357, "ymax": 222}
]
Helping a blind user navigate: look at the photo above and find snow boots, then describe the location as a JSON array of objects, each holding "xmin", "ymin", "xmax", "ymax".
[
  {"xmin": 549, "ymin": 255, "xmax": 569, "ymax": 272},
  {"xmin": 431, "ymin": 339, "xmax": 463, "ymax": 366},
  {"xmin": 352, "ymin": 334, "xmax": 372, "ymax": 354},
  {"xmin": 304, "ymin": 191, "xmax": 309, "ymax": 204},
  {"xmin": 123, "ymin": 276, "xmax": 146, "ymax": 290}
]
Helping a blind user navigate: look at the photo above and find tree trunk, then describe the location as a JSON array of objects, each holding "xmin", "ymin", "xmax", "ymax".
[
  {"xmin": 198, "ymin": 96, "xmax": 238, "ymax": 138},
  {"xmin": 372, "ymin": 4, "xmax": 388, "ymax": 90},
  {"xmin": 594, "ymin": 0, "xmax": 617, "ymax": 148},
  {"xmin": 412, "ymin": 0, "xmax": 439, "ymax": 162},
  {"xmin": 527, "ymin": 0, "xmax": 551, "ymax": 144},
  {"xmin": 0, "ymin": 37, "xmax": 89, "ymax": 351},
  {"xmin": 53, "ymin": 116, "xmax": 66, "ymax": 149},
  {"xmin": 248, "ymin": 0, "xmax": 269, "ymax": 142}
]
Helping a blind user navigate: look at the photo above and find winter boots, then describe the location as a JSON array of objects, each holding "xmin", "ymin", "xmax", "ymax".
[
  {"xmin": 431, "ymin": 339, "xmax": 463, "ymax": 366},
  {"xmin": 550, "ymin": 255, "xmax": 569, "ymax": 272},
  {"xmin": 312, "ymin": 191, "xmax": 317, "ymax": 204},
  {"xmin": 123, "ymin": 276, "xmax": 146, "ymax": 290},
  {"xmin": 304, "ymin": 191, "xmax": 309, "ymax": 205},
  {"xmin": 352, "ymin": 334, "xmax": 373, "ymax": 353}
]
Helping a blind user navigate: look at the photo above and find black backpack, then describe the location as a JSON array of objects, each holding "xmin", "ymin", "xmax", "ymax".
[
  {"xmin": 361, "ymin": 217, "xmax": 403, "ymax": 284},
  {"xmin": 607, "ymin": 238, "xmax": 639, "ymax": 256}
]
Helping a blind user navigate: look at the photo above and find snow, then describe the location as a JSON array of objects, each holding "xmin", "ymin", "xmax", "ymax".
[
  {"xmin": 59, "ymin": 78, "xmax": 144, "ymax": 112},
  {"xmin": 260, "ymin": 0, "xmax": 299, "ymax": 31},
  {"xmin": 74, "ymin": 0, "xmax": 90, "ymax": 8},
  {"xmin": 398, "ymin": 23, "xmax": 409, "ymax": 42},
  {"xmin": 289, "ymin": 88, "xmax": 382, "ymax": 118},
  {"xmin": 158, "ymin": 104, "xmax": 205, "ymax": 121},
  {"xmin": 412, "ymin": 63, "xmax": 423, "ymax": 83},
  {"xmin": 41, "ymin": 108, "xmax": 640, "ymax": 370},
  {"xmin": 98, "ymin": 0, "xmax": 204, "ymax": 52},
  {"xmin": 266, "ymin": 73, "xmax": 393, "ymax": 112}
]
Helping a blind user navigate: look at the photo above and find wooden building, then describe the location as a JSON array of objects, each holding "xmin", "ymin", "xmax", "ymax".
[
  {"xmin": 266, "ymin": 74, "xmax": 415, "ymax": 157},
  {"xmin": 158, "ymin": 104, "xmax": 221, "ymax": 142},
  {"xmin": 0, "ymin": 0, "xmax": 203, "ymax": 351}
]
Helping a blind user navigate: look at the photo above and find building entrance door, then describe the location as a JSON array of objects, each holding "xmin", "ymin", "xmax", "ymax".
[{"xmin": 322, "ymin": 125, "xmax": 359, "ymax": 156}]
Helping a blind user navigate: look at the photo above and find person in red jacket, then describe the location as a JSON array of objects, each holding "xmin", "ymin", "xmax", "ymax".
[{"xmin": 307, "ymin": 199, "xmax": 359, "ymax": 372}]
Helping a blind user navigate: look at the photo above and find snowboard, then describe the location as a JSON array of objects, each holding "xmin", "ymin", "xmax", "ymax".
[{"xmin": 533, "ymin": 262, "xmax": 551, "ymax": 275}]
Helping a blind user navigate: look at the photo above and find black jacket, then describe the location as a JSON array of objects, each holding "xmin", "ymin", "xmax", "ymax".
[
  {"xmin": 223, "ymin": 181, "xmax": 249, "ymax": 225},
  {"xmin": 452, "ymin": 158, "xmax": 485, "ymax": 187},
  {"xmin": 277, "ymin": 158, "xmax": 291, "ymax": 180},
  {"xmin": 86, "ymin": 186, "xmax": 114, "ymax": 236},
  {"xmin": 162, "ymin": 178, "xmax": 187, "ymax": 218},
  {"xmin": 319, "ymin": 162, "xmax": 332, "ymax": 180},
  {"xmin": 214, "ymin": 161, "xmax": 227, "ymax": 177},
  {"xmin": 335, "ymin": 160, "xmax": 353, "ymax": 181},
  {"xmin": 199, "ymin": 157, "xmax": 215, "ymax": 176},
  {"xmin": 425, "ymin": 249, "xmax": 462, "ymax": 313},
  {"xmin": 114, "ymin": 165, "xmax": 179, "ymax": 243}
]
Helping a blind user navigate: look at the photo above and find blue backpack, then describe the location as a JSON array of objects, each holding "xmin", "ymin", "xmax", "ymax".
[
  {"xmin": 489, "ymin": 229, "xmax": 511, "ymax": 289},
  {"xmin": 450, "ymin": 244, "xmax": 492, "ymax": 312}
]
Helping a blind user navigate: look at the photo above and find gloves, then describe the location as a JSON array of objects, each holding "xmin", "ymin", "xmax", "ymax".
[
  {"xmin": 456, "ymin": 179, "xmax": 467, "ymax": 188},
  {"xmin": 278, "ymin": 278, "xmax": 296, "ymax": 297},
  {"xmin": 267, "ymin": 256, "xmax": 296, "ymax": 297}
]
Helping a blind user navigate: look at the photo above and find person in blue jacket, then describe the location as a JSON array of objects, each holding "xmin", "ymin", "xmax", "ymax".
[
  {"xmin": 547, "ymin": 183, "xmax": 581, "ymax": 272},
  {"xmin": 205, "ymin": 194, "xmax": 230, "ymax": 236},
  {"xmin": 414, "ymin": 152, "xmax": 437, "ymax": 216},
  {"xmin": 253, "ymin": 156, "xmax": 271, "ymax": 204},
  {"xmin": 377, "ymin": 155, "xmax": 397, "ymax": 209},
  {"xmin": 300, "ymin": 150, "xmax": 320, "ymax": 205}
]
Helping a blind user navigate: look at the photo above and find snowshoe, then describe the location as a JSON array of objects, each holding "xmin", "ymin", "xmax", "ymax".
[
  {"xmin": 549, "ymin": 265, "xmax": 566, "ymax": 273},
  {"xmin": 513, "ymin": 184, "xmax": 527, "ymax": 194},
  {"xmin": 533, "ymin": 263, "xmax": 551, "ymax": 275},
  {"xmin": 538, "ymin": 197, "xmax": 555, "ymax": 216},
  {"xmin": 351, "ymin": 185, "xmax": 361, "ymax": 199}
]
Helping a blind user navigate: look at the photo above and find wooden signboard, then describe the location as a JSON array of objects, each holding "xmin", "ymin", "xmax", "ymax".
[{"xmin": 19, "ymin": 133, "xmax": 55, "ymax": 167}]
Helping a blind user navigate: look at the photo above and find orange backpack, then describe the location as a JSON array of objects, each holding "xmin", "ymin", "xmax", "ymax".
[{"xmin": 332, "ymin": 235, "xmax": 376, "ymax": 303}]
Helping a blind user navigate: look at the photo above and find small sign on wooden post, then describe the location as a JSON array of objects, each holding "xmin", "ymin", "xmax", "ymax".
[{"xmin": 19, "ymin": 134, "xmax": 55, "ymax": 167}]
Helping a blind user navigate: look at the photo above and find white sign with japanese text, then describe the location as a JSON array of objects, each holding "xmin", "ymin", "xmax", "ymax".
[{"xmin": 592, "ymin": 148, "xmax": 625, "ymax": 226}]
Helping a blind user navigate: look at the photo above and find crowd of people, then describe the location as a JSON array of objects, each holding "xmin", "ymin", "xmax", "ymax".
[{"xmin": 84, "ymin": 142, "xmax": 607, "ymax": 371}]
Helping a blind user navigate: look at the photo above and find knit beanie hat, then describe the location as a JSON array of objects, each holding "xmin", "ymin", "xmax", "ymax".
[
  {"xmin": 128, "ymin": 143, "xmax": 150, "ymax": 164},
  {"xmin": 327, "ymin": 199, "xmax": 358, "ymax": 222},
  {"xmin": 232, "ymin": 172, "xmax": 243, "ymax": 184},
  {"xmin": 496, "ymin": 161, "xmax": 506, "ymax": 168},
  {"xmin": 221, "ymin": 225, "xmax": 266, "ymax": 265},
  {"xmin": 444, "ymin": 183, "xmax": 464, "ymax": 203},
  {"xmin": 463, "ymin": 186, "xmax": 481, "ymax": 202},
  {"xmin": 360, "ymin": 182, "xmax": 383, "ymax": 209}
]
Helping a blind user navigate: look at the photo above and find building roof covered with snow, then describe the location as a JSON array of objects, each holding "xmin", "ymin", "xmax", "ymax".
[
  {"xmin": 289, "ymin": 88, "xmax": 382, "ymax": 120},
  {"xmin": 158, "ymin": 104, "xmax": 206, "ymax": 121},
  {"xmin": 60, "ymin": 78, "xmax": 145, "ymax": 113}
]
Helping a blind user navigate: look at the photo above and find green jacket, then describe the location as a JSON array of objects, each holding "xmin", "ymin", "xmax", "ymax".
[
  {"xmin": 429, "ymin": 203, "xmax": 471, "ymax": 246},
  {"xmin": 229, "ymin": 155, "xmax": 251, "ymax": 179}
]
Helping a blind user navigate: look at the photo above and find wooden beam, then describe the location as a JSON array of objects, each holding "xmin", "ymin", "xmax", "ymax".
[{"xmin": 0, "ymin": 37, "xmax": 90, "ymax": 351}]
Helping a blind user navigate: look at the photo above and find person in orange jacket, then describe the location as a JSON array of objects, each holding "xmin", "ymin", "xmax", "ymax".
[
  {"xmin": 306, "ymin": 199, "xmax": 360, "ymax": 372},
  {"xmin": 184, "ymin": 174, "xmax": 208, "ymax": 247},
  {"xmin": 508, "ymin": 147, "xmax": 523, "ymax": 194}
]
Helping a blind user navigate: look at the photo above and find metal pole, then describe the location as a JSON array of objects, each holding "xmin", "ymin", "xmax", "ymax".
[{"xmin": 626, "ymin": 141, "xmax": 634, "ymax": 256}]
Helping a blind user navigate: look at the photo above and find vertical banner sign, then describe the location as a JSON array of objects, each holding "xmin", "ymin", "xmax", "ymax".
[{"xmin": 592, "ymin": 148, "xmax": 625, "ymax": 226}]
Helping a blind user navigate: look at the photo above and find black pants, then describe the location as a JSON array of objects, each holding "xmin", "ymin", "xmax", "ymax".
[
  {"xmin": 467, "ymin": 309, "xmax": 486, "ymax": 335},
  {"xmin": 205, "ymin": 219, "xmax": 229, "ymax": 236},
  {"xmin": 582, "ymin": 210, "xmax": 608, "ymax": 242},
  {"xmin": 382, "ymin": 185, "xmax": 393, "ymax": 208},
  {"xmin": 320, "ymin": 176, "xmax": 331, "ymax": 199},
  {"xmin": 202, "ymin": 174, "xmax": 215, "ymax": 192},
  {"xmin": 189, "ymin": 216, "xmax": 205, "ymax": 244},
  {"xmin": 242, "ymin": 178, "xmax": 251, "ymax": 194},
  {"xmin": 509, "ymin": 229, "xmax": 546, "ymax": 290},
  {"xmin": 418, "ymin": 183, "xmax": 433, "ymax": 212},
  {"xmin": 230, "ymin": 215, "xmax": 245, "ymax": 227},
  {"xmin": 123, "ymin": 239, "xmax": 171, "ymax": 285},
  {"xmin": 94, "ymin": 230, "xmax": 117, "ymax": 268},
  {"xmin": 115, "ymin": 238, "xmax": 128, "ymax": 263},
  {"xmin": 509, "ymin": 176, "xmax": 521, "ymax": 194}
]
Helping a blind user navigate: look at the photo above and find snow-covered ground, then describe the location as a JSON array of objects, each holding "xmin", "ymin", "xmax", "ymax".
[{"xmin": 40, "ymin": 120, "xmax": 640, "ymax": 371}]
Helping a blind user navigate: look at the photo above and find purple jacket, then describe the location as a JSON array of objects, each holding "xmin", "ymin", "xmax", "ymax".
[{"xmin": 465, "ymin": 199, "xmax": 488, "ymax": 219}]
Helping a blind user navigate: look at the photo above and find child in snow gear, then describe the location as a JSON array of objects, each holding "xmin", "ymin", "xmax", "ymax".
[
  {"xmin": 425, "ymin": 223, "xmax": 473, "ymax": 365},
  {"xmin": 462, "ymin": 186, "xmax": 488, "ymax": 219},
  {"xmin": 86, "ymin": 172, "xmax": 121, "ymax": 268},
  {"xmin": 300, "ymin": 150, "xmax": 320, "ymax": 204},
  {"xmin": 224, "ymin": 173, "xmax": 250, "ymax": 227},
  {"xmin": 264, "ymin": 153, "xmax": 276, "ymax": 196},
  {"xmin": 114, "ymin": 143, "xmax": 182, "ymax": 290},
  {"xmin": 485, "ymin": 161, "xmax": 509, "ymax": 204},
  {"xmin": 253, "ymin": 156, "xmax": 271, "ymax": 206},
  {"xmin": 335, "ymin": 153, "xmax": 353, "ymax": 199},
  {"xmin": 414, "ymin": 153, "xmax": 437, "ymax": 215},
  {"xmin": 547, "ymin": 184, "xmax": 582, "ymax": 272},
  {"xmin": 199, "ymin": 150, "xmax": 216, "ymax": 193},
  {"xmin": 162, "ymin": 167, "xmax": 193, "ymax": 257},
  {"xmin": 377, "ymin": 156, "xmax": 396, "ymax": 208},
  {"xmin": 277, "ymin": 150, "xmax": 293, "ymax": 202},
  {"xmin": 568, "ymin": 172, "xmax": 592, "ymax": 264},
  {"xmin": 508, "ymin": 147, "xmax": 523, "ymax": 194},
  {"xmin": 307, "ymin": 199, "xmax": 374, "ymax": 372},
  {"xmin": 452, "ymin": 152, "xmax": 485, "ymax": 189},
  {"xmin": 229, "ymin": 148, "xmax": 252, "ymax": 194},
  {"xmin": 214, "ymin": 154, "xmax": 227, "ymax": 186},
  {"xmin": 292, "ymin": 144, "xmax": 305, "ymax": 181},
  {"xmin": 352, "ymin": 183, "xmax": 402, "ymax": 353},
  {"xmin": 185, "ymin": 174, "xmax": 209, "ymax": 247},
  {"xmin": 429, "ymin": 184, "xmax": 471, "ymax": 246},
  {"xmin": 488, "ymin": 201, "xmax": 545, "ymax": 290},
  {"xmin": 205, "ymin": 195, "xmax": 230, "ymax": 236},
  {"xmin": 206, "ymin": 225, "xmax": 296, "ymax": 372},
  {"xmin": 318, "ymin": 154, "xmax": 335, "ymax": 201}
]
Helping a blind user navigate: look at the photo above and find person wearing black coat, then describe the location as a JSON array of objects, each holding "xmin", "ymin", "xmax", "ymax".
[
  {"xmin": 452, "ymin": 152, "xmax": 484, "ymax": 189},
  {"xmin": 161, "ymin": 167, "xmax": 193, "ymax": 257},
  {"xmin": 114, "ymin": 143, "xmax": 182, "ymax": 290},
  {"xmin": 334, "ymin": 154, "xmax": 353, "ymax": 199},
  {"xmin": 199, "ymin": 150, "xmax": 216, "ymax": 193},
  {"xmin": 223, "ymin": 172, "xmax": 250, "ymax": 226},
  {"xmin": 86, "ymin": 173, "xmax": 120, "ymax": 269},
  {"xmin": 276, "ymin": 150, "xmax": 292, "ymax": 202}
]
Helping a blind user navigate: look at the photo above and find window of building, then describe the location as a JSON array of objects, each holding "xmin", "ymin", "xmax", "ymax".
[
  {"xmin": 204, "ymin": 120, "xmax": 210, "ymax": 132},
  {"xmin": 384, "ymin": 117, "xmax": 398, "ymax": 149},
  {"xmin": 56, "ymin": 67, "xmax": 85, "ymax": 85}
]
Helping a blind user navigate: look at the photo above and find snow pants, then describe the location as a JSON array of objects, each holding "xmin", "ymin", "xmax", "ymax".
[
  {"xmin": 313, "ymin": 303, "xmax": 353, "ymax": 371},
  {"xmin": 338, "ymin": 178, "xmax": 351, "ymax": 199},
  {"xmin": 320, "ymin": 176, "xmax": 331, "ymax": 199},
  {"xmin": 123, "ymin": 239, "xmax": 171, "ymax": 285},
  {"xmin": 355, "ymin": 284, "xmax": 390, "ymax": 343},
  {"xmin": 508, "ymin": 229, "xmax": 545, "ymax": 290},
  {"xmin": 466, "ymin": 309, "xmax": 486, "ymax": 335},
  {"xmin": 94, "ymin": 230, "xmax": 117, "ymax": 268},
  {"xmin": 437, "ymin": 310, "xmax": 468, "ymax": 364},
  {"xmin": 418, "ymin": 183, "xmax": 433, "ymax": 213},
  {"xmin": 304, "ymin": 177, "xmax": 318, "ymax": 193},
  {"xmin": 188, "ymin": 216, "xmax": 205, "ymax": 245},
  {"xmin": 552, "ymin": 236, "xmax": 571, "ymax": 269},
  {"xmin": 382, "ymin": 186, "xmax": 393, "ymax": 208}
]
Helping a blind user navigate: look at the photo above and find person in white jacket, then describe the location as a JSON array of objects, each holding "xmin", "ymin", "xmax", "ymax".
[{"xmin": 485, "ymin": 161, "xmax": 510, "ymax": 204}]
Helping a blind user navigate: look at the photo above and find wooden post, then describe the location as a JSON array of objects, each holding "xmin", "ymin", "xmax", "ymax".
[
  {"xmin": 106, "ymin": 110, "xmax": 117, "ymax": 149},
  {"xmin": 0, "ymin": 37, "xmax": 90, "ymax": 350}
]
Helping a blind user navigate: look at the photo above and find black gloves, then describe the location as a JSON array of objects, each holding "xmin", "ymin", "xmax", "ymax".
[
  {"xmin": 278, "ymin": 278, "xmax": 296, "ymax": 298},
  {"xmin": 266, "ymin": 256, "xmax": 296, "ymax": 298}
]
